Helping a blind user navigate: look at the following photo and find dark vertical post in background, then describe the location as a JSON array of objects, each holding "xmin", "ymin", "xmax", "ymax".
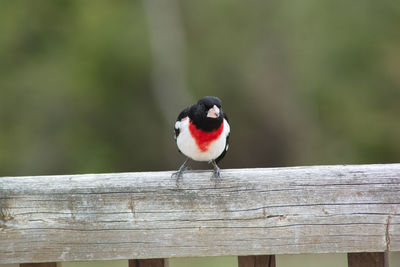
[
  {"xmin": 238, "ymin": 255, "xmax": 276, "ymax": 267},
  {"xmin": 129, "ymin": 259, "xmax": 166, "ymax": 267},
  {"xmin": 348, "ymin": 252, "xmax": 386, "ymax": 267}
]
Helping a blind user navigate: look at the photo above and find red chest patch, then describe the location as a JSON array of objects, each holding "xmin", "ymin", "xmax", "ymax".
[{"xmin": 189, "ymin": 120, "xmax": 224, "ymax": 152}]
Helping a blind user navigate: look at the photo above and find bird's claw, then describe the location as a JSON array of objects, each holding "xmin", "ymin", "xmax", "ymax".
[
  {"xmin": 213, "ymin": 168, "xmax": 221, "ymax": 183},
  {"xmin": 172, "ymin": 158, "xmax": 189, "ymax": 184},
  {"xmin": 172, "ymin": 165, "xmax": 188, "ymax": 184},
  {"xmin": 171, "ymin": 170, "xmax": 184, "ymax": 184},
  {"xmin": 210, "ymin": 159, "xmax": 221, "ymax": 183}
]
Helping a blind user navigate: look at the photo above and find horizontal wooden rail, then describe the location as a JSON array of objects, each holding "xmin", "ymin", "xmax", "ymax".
[{"xmin": 1, "ymin": 164, "xmax": 399, "ymax": 264}]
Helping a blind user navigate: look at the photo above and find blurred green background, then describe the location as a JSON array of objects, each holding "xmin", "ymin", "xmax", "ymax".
[{"xmin": 0, "ymin": 1, "xmax": 399, "ymax": 176}]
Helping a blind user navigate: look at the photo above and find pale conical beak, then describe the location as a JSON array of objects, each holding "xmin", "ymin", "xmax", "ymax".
[{"xmin": 207, "ymin": 105, "xmax": 220, "ymax": 118}]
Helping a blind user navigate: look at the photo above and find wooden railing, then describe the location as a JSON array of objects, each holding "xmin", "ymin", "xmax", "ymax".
[{"xmin": 1, "ymin": 164, "xmax": 399, "ymax": 266}]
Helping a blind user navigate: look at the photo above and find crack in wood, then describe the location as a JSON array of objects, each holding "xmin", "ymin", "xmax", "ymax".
[
  {"xmin": 8, "ymin": 221, "xmax": 392, "ymax": 233},
  {"xmin": 225, "ymin": 202, "xmax": 400, "ymax": 213},
  {"xmin": 385, "ymin": 215, "xmax": 391, "ymax": 252},
  {"xmin": 128, "ymin": 196, "xmax": 137, "ymax": 220}
]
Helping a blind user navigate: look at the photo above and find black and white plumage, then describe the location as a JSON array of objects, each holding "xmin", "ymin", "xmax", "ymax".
[{"xmin": 173, "ymin": 96, "xmax": 230, "ymax": 182}]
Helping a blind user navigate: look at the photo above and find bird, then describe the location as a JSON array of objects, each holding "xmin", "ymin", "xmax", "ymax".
[{"xmin": 172, "ymin": 96, "xmax": 230, "ymax": 182}]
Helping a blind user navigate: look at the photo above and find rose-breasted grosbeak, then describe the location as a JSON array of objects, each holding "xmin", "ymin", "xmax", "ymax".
[{"xmin": 172, "ymin": 96, "xmax": 230, "ymax": 182}]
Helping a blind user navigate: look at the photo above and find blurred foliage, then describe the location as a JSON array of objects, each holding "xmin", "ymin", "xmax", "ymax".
[
  {"xmin": 170, "ymin": 256, "xmax": 237, "ymax": 267},
  {"xmin": 0, "ymin": 1, "xmax": 399, "ymax": 176}
]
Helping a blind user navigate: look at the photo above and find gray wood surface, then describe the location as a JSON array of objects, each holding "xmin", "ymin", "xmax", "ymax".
[{"xmin": 1, "ymin": 164, "xmax": 399, "ymax": 264}]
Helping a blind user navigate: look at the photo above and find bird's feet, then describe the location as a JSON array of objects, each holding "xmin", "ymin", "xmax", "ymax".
[
  {"xmin": 213, "ymin": 168, "xmax": 221, "ymax": 183},
  {"xmin": 211, "ymin": 160, "xmax": 221, "ymax": 183},
  {"xmin": 171, "ymin": 169, "xmax": 185, "ymax": 184},
  {"xmin": 172, "ymin": 158, "xmax": 189, "ymax": 184}
]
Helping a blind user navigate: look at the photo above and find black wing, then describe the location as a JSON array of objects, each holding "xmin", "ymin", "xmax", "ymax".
[
  {"xmin": 215, "ymin": 112, "xmax": 230, "ymax": 164},
  {"xmin": 174, "ymin": 106, "xmax": 190, "ymax": 140}
]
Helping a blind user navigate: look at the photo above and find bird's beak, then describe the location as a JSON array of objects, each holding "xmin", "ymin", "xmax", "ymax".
[{"xmin": 207, "ymin": 105, "xmax": 220, "ymax": 118}]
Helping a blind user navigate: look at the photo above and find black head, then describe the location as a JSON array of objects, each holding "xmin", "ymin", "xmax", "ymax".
[
  {"xmin": 197, "ymin": 96, "xmax": 222, "ymax": 109},
  {"xmin": 189, "ymin": 96, "xmax": 224, "ymax": 132}
]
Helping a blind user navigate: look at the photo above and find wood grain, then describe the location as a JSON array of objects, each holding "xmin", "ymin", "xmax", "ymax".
[{"xmin": 1, "ymin": 164, "xmax": 399, "ymax": 264}]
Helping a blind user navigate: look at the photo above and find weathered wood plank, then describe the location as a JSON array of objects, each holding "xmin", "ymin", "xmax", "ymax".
[
  {"xmin": 1, "ymin": 164, "xmax": 399, "ymax": 264},
  {"xmin": 348, "ymin": 252, "xmax": 385, "ymax": 267},
  {"xmin": 238, "ymin": 255, "xmax": 275, "ymax": 267}
]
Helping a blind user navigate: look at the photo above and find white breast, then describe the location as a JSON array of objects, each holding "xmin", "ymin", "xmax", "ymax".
[{"xmin": 175, "ymin": 118, "xmax": 230, "ymax": 162}]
